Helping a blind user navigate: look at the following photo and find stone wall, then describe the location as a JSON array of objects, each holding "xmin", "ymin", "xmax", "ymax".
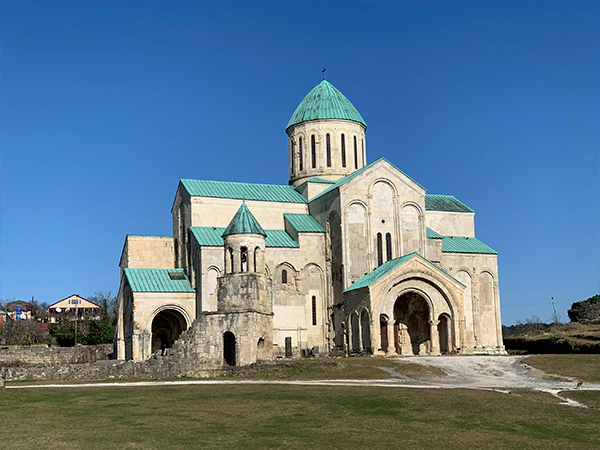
[
  {"xmin": 0, "ymin": 344, "xmax": 112, "ymax": 366},
  {"xmin": 568, "ymin": 300, "xmax": 600, "ymax": 324}
]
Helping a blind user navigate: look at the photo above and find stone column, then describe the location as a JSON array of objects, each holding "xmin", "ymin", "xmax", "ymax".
[
  {"xmin": 386, "ymin": 320, "xmax": 395, "ymax": 354},
  {"xmin": 356, "ymin": 317, "xmax": 363, "ymax": 352},
  {"xmin": 429, "ymin": 320, "xmax": 441, "ymax": 356}
]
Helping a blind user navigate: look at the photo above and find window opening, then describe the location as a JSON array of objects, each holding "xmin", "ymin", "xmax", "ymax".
[
  {"xmin": 386, "ymin": 233, "xmax": 392, "ymax": 261},
  {"xmin": 354, "ymin": 136, "xmax": 358, "ymax": 169},
  {"xmin": 311, "ymin": 135, "xmax": 316, "ymax": 168},
  {"xmin": 326, "ymin": 134, "xmax": 331, "ymax": 167},
  {"xmin": 299, "ymin": 137, "xmax": 303, "ymax": 171},
  {"xmin": 377, "ymin": 233, "xmax": 383, "ymax": 267},
  {"xmin": 228, "ymin": 247, "xmax": 234, "ymax": 273},
  {"xmin": 241, "ymin": 246, "xmax": 248, "ymax": 272},
  {"xmin": 282, "ymin": 269, "xmax": 288, "ymax": 284},
  {"xmin": 312, "ymin": 296, "xmax": 317, "ymax": 326},
  {"xmin": 291, "ymin": 139, "xmax": 295, "ymax": 174},
  {"xmin": 341, "ymin": 134, "xmax": 346, "ymax": 167}
]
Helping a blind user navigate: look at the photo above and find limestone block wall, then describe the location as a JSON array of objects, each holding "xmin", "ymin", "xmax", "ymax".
[
  {"xmin": 120, "ymin": 235, "xmax": 175, "ymax": 270},
  {"xmin": 0, "ymin": 344, "xmax": 112, "ymax": 366},
  {"xmin": 440, "ymin": 252, "xmax": 503, "ymax": 351},
  {"xmin": 426, "ymin": 211, "xmax": 475, "ymax": 238}
]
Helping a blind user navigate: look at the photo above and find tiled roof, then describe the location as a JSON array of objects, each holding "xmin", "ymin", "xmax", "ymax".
[
  {"xmin": 344, "ymin": 252, "xmax": 465, "ymax": 293},
  {"xmin": 284, "ymin": 214, "xmax": 325, "ymax": 233},
  {"xmin": 286, "ymin": 80, "xmax": 367, "ymax": 130},
  {"xmin": 425, "ymin": 194, "xmax": 474, "ymax": 213},
  {"xmin": 311, "ymin": 157, "xmax": 425, "ymax": 201},
  {"xmin": 191, "ymin": 227, "xmax": 299, "ymax": 248},
  {"xmin": 222, "ymin": 203, "xmax": 266, "ymax": 237},
  {"xmin": 343, "ymin": 253, "xmax": 415, "ymax": 292},
  {"xmin": 441, "ymin": 236, "xmax": 497, "ymax": 254},
  {"xmin": 180, "ymin": 179, "xmax": 307, "ymax": 204},
  {"xmin": 124, "ymin": 268, "xmax": 195, "ymax": 293},
  {"xmin": 426, "ymin": 227, "xmax": 443, "ymax": 239}
]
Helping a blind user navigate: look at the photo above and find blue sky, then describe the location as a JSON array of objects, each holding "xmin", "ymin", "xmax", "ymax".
[{"xmin": 0, "ymin": 1, "xmax": 598, "ymax": 325}]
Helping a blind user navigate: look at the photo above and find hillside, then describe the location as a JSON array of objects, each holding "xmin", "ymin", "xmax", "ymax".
[{"xmin": 503, "ymin": 322, "xmax": 600, "ymax": 354}]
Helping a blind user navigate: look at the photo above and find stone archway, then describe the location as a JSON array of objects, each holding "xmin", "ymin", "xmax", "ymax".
[
  {"xmin": 438, "ymin": 314, "xmax": 452, "ymax": 354},
  {"xmin": 224, "ymin": 331, "xmax": 236, "ymax": 366},
  {"xmin": 394, "ymin": 292, "xmax": 431, "ymax": 355},
  {"xmin": 151, "ymin": 309, "xmax": 187, "ymax": 354}
]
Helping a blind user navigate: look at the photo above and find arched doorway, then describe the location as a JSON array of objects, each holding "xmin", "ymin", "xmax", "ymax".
[
  {"xmin": 350, "ymin": 313, "xmax": 360, "ymax": 352},
  {"xmin": 438, "ymin": 314, "xmax": 452, "ymax": 354},
  {"xmin": 394, "ymin": 292, "xmax": 431, "ymax": 355},
  {"xmin": 151, "ymin": 309, "xmax": 187, "ymax": 354},
  {"xmin": 361, "ymin": 310, "xmax": 371, "ymax": 353},
  {"xmin": 224, "ymin": 331, "xmax": 236, "ymax": 366}
]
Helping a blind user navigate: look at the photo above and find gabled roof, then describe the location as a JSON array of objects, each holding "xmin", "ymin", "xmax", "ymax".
[
  {"xmin": 124, "ymin": 268, "xmax": 195, "ymax": 293},
  {"xmin": 180, "ymin": 179, "xmax": 307, "ymax": 204},
  {"xmin": 222, "ymin": 203, "xmax": 266, "ymax": 238},
  {"xmin": 284, "ymin": 214, "xmax": 325, "ymax": 233},
  {"xmin": 441, "ymin": 236, "xmax": 497, "ymax": 254},
  {"xmin": 425, "ymin": 194, "xmax": 474, "ymax": 213},
  {"xmin": 343, "ymin": 252, "xmax": 465, "ymax": 293},
  {"xmin": 311, "ymin": 157, "xmax": 425, "ymax": 201},
  {"xmin": 286, "ymin": 80, "xmax": 367, "ymax": 130},
  {"xmin": 191, "ymin": 227, "xmax": 299, "ymax": 248},
  {"xmin": 48, "ymin": 294, "xmax": 99, "ymax": 310}
]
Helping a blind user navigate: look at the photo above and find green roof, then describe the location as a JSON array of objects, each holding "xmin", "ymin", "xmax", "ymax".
[
  {"xmin": 311, "ymin": 157, "xmax": 425, "ymax": 201},
  {"xmin": 191, "ymin": 227, "xmax": 299, "ymax": 248},
  {"xmin": 426, "ymin": 227, "xmax": 443, "ymax": 239},
  {"xmin": 441, "ymin": 236, "xmax": 497, "ymax": 254},
  {"xmin": 344, "ymin": 252, "xmax": 465, "ymax": 293},
  {"xmin": 287, "ymin": 80, "xmax": 367, "ymax": 130},
  {"xmin": 307, "ymin": 177, "xmax": 336, "ymax": 184},
  {"xmin": 425, "ymin": 194, "xmax": 474, "ymax": 213},
  {"xmin": 222, "ymin": 203, "xmax": 266, "ymax": 237},
  {"xmin": 284, "ymin": 214, "xmax": 325, "ymax": 233},
  {"xmin": 181, "ymin": 179, "xmax": 307, "ymax": 204},
  {"xmin": 124, "ymin": 268, "xmax": 195, "ymax": 293}
]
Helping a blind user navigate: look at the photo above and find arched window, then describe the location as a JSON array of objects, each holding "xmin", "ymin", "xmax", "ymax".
[
  {"xmin": 376, "ymin": 233, "xmax": 383, "ymax": 267},
  {"xmin": 299, "ymin": 137, "xmax": 303, "ymax": 171},
  {"xmin": 290, "ymin": 139, "xmax": 295, "ymax": 174},
  {"xmin": 241, "ymin": 246, "xmax": 248, "ymax": 272},
  {"xmin": 326, "ymin": 134, "xmax": 331, "ymax": 167},
  {"xmin": 386, "ymin": 233, "xmax": 392, "ymax": 261},
  {"xmin": 282, "ymin": 269, "xmax": 288, "ymax": 284},
  {"xmin": 228, "ymin": 247, "xmax": 234, "ymax": 274},
  {"xmin": 341, "ymin": 134, "xmax": 346, "ymax": 167},
  {"xmin": 353, "ymin": 136, "xmax": 358, "ymax": 169},
  {"xmin": 311, "ymin": 135, "xmax": 316, "ymax": 169},
  {"xmin": 312, "ymin": 296, "xmax": 317, "ymax": 326}
]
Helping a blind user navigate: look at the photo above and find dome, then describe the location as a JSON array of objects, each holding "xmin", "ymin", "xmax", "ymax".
[{"xmin": 286, "ymin": 80, "xmax": 367, "ymax": 131}]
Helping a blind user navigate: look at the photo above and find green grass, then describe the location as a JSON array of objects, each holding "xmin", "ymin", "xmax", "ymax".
[
  {"xmin": 563, "ymin": 391, "xmax": 600, "ymax": 409},
  {"xmin": 1, "ymin": 384, "xmax": 599, "ymax": 449},
  {"xmin": 524, "ymin": 354, "xmax": 600, "ymax": 383}
]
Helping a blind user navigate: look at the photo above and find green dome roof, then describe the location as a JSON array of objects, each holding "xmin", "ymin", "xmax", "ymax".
[
  {"xmin": 286, "ymin": 80, "xmax": 367, "ymax": 130},
  {"xmin": 222, "ymin": 203, "xmax": 266, "ymax": 238}
]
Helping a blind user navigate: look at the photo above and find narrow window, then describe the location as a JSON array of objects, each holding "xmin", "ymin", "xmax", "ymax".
[
  {"xmin": 228, "ymin": 247, "xmax": 234, "ymax": 273},
  {"xmin": 354, "ymin": 136, "xmax": 358, "ymax": 169},
  {"xmin": 326, "ymin": 134, "xmax": 331, "ymax": 167},
  {"xmin": 299, "ymin": 137, "xmax": 303, "ymax": 171},
  {"xmin": 341, "ymin": 134, "xmax": 346, "ymax": 167},
  {"xmin": 377, "ymin": 233, "xmax": 383, "ymax": 266},
  {"xmin": 311, "ymin": 135, "xmax": 316, "ymax": 169},
  {"xmin": 241, "ymin": 246, "xmax": 248, "ymax": 272},
  {"xmin": 386, "ymin": 233, "xmax": 392, "ymax": 261},
  {"xmin": 291, "ymin": 139, "xmax": 295, "ymax": 174},
  {"xmin": 282, "ymin": 269, "xmax": 288, "ymax": 284},
  {"xmin": 312, "ymin": 296, "xmax": 317, "ymax": 326},
  {"xmin": 362, "ymin": 138, "xmax": 365, "ymax": 166}
]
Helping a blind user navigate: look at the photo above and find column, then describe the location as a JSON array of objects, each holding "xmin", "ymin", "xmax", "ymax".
[
  {"xmin": 386, "ymin": 320, "xmax": 395, "ymax": 354},
  {"xmin": 429, "ymin": 320, "xmax": 441, "ymax": 356}
]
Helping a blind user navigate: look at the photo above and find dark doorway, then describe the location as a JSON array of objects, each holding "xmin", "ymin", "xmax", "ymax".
[
  {"xmin": 380, "ymin": 316, "xmax": 388, "ymax": 351},
  {"xmin": 224, "ymin": 331, "xmax": 236, "ymax": 366},
  {"xmin": 151, "ymin": 309, "xmax": 187, "ymax": 354},
  {"xmin": 394, "ymin": 292, "xmax": 431, "ymax": 355},
  {"xmin": 438, "ymin": 315, "xmax": 451, "ymax": 354}
]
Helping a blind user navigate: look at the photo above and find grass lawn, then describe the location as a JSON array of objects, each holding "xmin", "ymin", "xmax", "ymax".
[
  {"xmin": 523, "ymin": 354, "xmax": 600, "ymax": 383},
  {"xmin": 1, "ymin": 384, "xmax": 598, "ymax": 449}
]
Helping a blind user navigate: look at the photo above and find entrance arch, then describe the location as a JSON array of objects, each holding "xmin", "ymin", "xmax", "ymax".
[
  {"xmin": 151, "ymin": 309, "xmax": 188, "ymax": 354},
  {"xmin": 224, "ymin": 331, "xmax": 236, "ymax": 366},
  {"xmin": 438, "ymin": 314, "xmax": 452, "ymax": 354},
  {"xmin": 394, "ymin": 291, "xmax": 431, "ymax": 355}
]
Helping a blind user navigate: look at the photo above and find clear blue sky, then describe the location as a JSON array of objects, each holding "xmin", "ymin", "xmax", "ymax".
[{"xmin": 0, "ymin": 1, "xmax": 598, "ymax": 325}]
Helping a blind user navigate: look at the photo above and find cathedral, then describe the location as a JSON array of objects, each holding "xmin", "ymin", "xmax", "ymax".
[{"xmin": 115, "ymin": 79, "xmax": 505, "ymax": 364}]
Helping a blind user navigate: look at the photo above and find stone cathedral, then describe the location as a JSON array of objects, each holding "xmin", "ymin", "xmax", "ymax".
[{"xmin": 115, "ymin": 79, "xmax": 506, "ymax": 365}]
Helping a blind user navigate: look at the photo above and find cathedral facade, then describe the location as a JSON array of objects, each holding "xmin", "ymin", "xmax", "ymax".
[{"xmin": 115, "ymin": 79, "xmax": 505, "ymax": 363}]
